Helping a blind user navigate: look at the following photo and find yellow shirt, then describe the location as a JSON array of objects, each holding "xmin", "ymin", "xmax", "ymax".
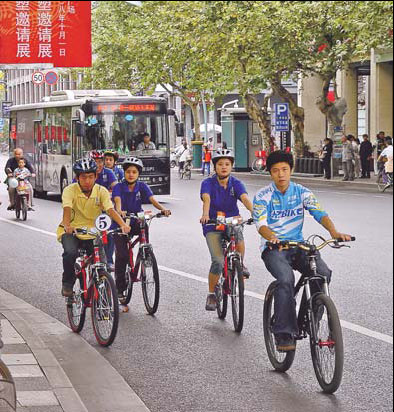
[{"xmin": 57, "ymin": 183, "xmax": 114, "ymax": 241}]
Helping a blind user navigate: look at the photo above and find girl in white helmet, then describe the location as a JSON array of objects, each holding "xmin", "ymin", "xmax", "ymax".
[
  {"xmin": 200, "ymin": 149, "xmax": 253, "ymax": 311},
  {"xmin": 112, "ymin": 157, "xmax": 171, "ymax": 311}
]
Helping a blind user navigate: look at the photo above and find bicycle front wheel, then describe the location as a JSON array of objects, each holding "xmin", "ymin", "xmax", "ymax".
[
  {"xmin": 91, "ymin": 271, "xmax": 119, "ymax": 347},
  {"xmin": 230, "ymin": 260, "xmax": 244, "ymax": 333},
  {"xmin": 263, "ymin": 282, "xmax": 296, "ymax": 372},
  {"xmin": 141, "ymin": 251, "xmax": 160, "ymax": 315},
  {"xmin": 66, "ymin": 277, "xmax": 86, "ymax": 333},
  {"xmin": 215, "ymin": 275, "xmax": 228, "ymax": 320},
  {"xmin": 377, "ymin": 172, "xmax": 386, "ymax": 192},
  {"xmin": 310, "ymin": 293, "xmax": 344, "ymax": 394}
]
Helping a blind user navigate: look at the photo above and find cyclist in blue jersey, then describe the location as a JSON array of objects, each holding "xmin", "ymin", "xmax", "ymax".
[
  {"xmin": 112, "ymin": 156, "xmax": 171, "ymax": 310},
  {"xmin": 200, "ymin": 149, "xmax": 253, "ymax": 311},
  {"xmin": 104, "ymin": 150, "xmax": 125, "ymax": 182},
  {"xmin": 253, "ymin": 150, "xmax": 351, "ymax": 352}
]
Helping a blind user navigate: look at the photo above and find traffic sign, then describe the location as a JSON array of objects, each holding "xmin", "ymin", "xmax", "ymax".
[
  {"xmin": 274, "ymin": 103, "xmax": 290, "ymax": 132},
  {"xmin": 1, "ymin": 101, "xmax": 12, "ymax": 118},
  {"xmin": 45, "ymin": 71, "xmax": 58, "ymax": 85},
  {"xmin": 32, "ymin": 71, "xmax": 44, "ymax": 85}
]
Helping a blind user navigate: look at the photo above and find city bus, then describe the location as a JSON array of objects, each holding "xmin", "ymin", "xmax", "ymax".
[{"xmin": 9, "ymin": 89, "xmax": 173, "ymax": 196}]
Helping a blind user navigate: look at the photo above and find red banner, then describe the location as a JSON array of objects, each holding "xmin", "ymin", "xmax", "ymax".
[{"xmin": 0, "ymin": 1, "xmax": 91, "ymax": 67}]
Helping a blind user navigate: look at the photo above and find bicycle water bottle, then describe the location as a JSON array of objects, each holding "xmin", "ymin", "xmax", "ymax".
[{"xmin": 216, "ymin": 211, "xmax": 225, "ymax": 231}]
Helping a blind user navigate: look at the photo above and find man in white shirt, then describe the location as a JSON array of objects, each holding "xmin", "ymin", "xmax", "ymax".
[{"xmin": 378, "ymin": 137, "xmax": 393, "ymax": 174}]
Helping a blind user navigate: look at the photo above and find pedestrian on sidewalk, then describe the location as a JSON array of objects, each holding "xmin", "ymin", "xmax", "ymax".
[
  {"xmin": 360, "ymin": 134, "xmax": 373, "ymax": 178},
  {"xmin": 201, "ymin": 144, "xmax": 212, "ymax": 176},
  {"xmin": 352, "ymin": 136, "xmax": 362, "ymax": 178},
  {"xmin": 341, "ymin": 135, "xmax": 355, "ymax": 181},
  {"xmin": 320, "ymin": 138, "xmax": 333, "ymax": 179}
]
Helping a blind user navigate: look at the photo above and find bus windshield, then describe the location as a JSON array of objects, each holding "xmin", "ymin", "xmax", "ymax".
[{"xmin": 82, "ymin": 112, "xmax": 168, "ymax": 157}]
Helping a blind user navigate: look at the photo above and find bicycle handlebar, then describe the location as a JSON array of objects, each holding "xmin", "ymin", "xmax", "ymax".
[
  {"xmin": 266, "ymin": 236, "xmax": 356, "ymax": 251},
  {"xmin": 206, "ymin": 217, "xmax": 254, "ymax": 227},
  {"xmin": 124, "ymin": 211, "xmax": 166, "ymax": 220}
]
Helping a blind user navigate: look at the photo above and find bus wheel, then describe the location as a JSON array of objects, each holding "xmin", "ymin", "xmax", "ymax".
[{"xmin": 60, "ymin": 171, "xmax": 69, "ymax": 195}]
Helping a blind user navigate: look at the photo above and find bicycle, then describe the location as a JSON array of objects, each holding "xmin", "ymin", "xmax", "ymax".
[
  {"xmin": 252, "ymin": 150, "xmax": 267, "ymax": 172},
  {"xmin": 116, "ymin": 211, "xmax": 166, "ymax": 315},
  {"xmin": 66, "ymin": 227, "xmax": 119, "ymax": 347},
  {"xmin": 0, "ymin": 338, "xmax": 16, "ymax": 411},
  {"xmin": 377, "ymin": 169, "xmax": 393, "ymax": 192},
  {"xmin": 263, "ymin": 235, "xmax": 355, "ymax": 393},
  {"xmin": 207, "ymin": 217, "xmax": 254, "ymax": 333},
  {"xmin": 180, "ymin": 157, "xmax": 193, "ymax": 180}
]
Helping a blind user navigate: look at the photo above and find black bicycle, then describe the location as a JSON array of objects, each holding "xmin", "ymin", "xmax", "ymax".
[{"xmin": 263, "ymin": 235, "xmax": 355, "ymax": 394}]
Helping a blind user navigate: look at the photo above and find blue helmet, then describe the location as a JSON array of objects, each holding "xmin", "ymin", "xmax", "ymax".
[{"xmin": 73, "ymin": 158, "xmax": 98, "ymax": 176}]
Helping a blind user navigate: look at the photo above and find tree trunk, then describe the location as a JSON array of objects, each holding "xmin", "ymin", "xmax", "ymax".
[
  {"xmin": 190, "ymin": 102, "xmax": 201, "ymax": 141},
  {"xmin": 316, "ymin": 77, "xmax": 347, "ymax": 139},
  {"xmin": 271, "ymin": 79, "xmax": 305, "ymax": 157},
  {"xmin": 243, "ymin": 94, "xmax": 271, "ymax": 151}
]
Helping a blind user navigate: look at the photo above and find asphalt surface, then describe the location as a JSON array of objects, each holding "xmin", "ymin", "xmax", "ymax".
[{"xmin": 0, "ymin": 156, "xmax": 392, "ymax": 412}]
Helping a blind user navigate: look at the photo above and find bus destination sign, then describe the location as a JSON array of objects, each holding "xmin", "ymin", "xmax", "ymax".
[{"xmin": 94, "ymin": 104, "xmax": 158, "ymax": 114}]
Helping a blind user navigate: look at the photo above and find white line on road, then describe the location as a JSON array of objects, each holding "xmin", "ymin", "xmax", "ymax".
[{"xmin": 1, "ymin": 217, "xmax": 392, "ymax": 346}]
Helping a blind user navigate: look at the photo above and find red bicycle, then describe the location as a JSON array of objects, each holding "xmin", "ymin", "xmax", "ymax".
[
  {"xmin": 252, "ymin": 150, "xmax": 267, "ymax": 172},
  {"xmin": 66, "ymin": 228, "xmax": 119, "ymax": 347},
  {"xmin": 117, "ymin": 211, "xmax": 167, "ymax": 315},
  {"xmin": 207, "ymin": 217, "xmax": 254, "ymax": 333}
]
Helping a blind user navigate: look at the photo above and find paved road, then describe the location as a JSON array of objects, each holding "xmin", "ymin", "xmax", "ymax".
[{"xmin": 0, "ymin": 159, "xmax": 392, "ymax": 412}]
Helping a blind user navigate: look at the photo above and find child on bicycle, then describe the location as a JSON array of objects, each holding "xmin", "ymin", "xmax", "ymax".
[
  {"xmin": 253, "ymin": 150, "xmax": 351, "ymax": 352},
  {"xmin": 200, "ymin": 149, "xmax": 253, "ymax": 311},
  {"xmin": 13, "ymin": 158, "xmax": 34, "ymax": 210},
  {"xmin": 112, "ymin": 156, "xmax": 171, "ymax": 311}
]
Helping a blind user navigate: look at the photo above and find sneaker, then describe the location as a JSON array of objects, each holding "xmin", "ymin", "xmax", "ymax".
[
  {"xmin": 62, "ymin": 285, "xmax": 73, "ymax": 297},
  {"xmin": 242, "ymin": 265, "xmax": 250, "ymax": 279},
  {"xmin": 275, "ymin": 334, "xmax": 296, "ymax": 352},
  {"xmin": 28, "ymin": 207, "xmax": 35, "ymax": 211},
  {"xmin": 118, "ymin": 292, "xmax": 127, "ymax": 305},
  {"xmin": 7, "ymin": 204, "xmax": 15, "ymax": 211},
  {"xmin": 205, "ymin": 294, "xmax": 217, "ymax": 311}
]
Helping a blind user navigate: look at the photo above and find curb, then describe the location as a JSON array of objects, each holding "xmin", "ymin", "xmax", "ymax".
[{"xmin": 0, "ymin": 287, "xmax": 151, "ymax": 412}]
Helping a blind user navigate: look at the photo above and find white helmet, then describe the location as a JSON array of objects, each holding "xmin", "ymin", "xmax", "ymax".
[
  {"xmin": 122, "ymin": 156, "xmax": 144, "ymax": 173},
  {"xmin": 212, "ymin": 149, "xmax": 235, "ymax": 165},
  {"xmin": 8, "ymin": 177, "xmax": 18, "ymax": 189}
]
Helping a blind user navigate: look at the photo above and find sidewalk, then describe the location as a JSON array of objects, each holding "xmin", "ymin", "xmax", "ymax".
[{"xmin": 0, "ymin": 288, "xmax": 150, "ymax": 412}]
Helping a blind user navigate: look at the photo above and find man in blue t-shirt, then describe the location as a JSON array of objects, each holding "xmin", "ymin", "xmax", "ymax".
[
  {"xmin": 253, "ymin": 150, "xmax": 352, "ymax": 352},
  {"xmin": 200, "ymin": 149, "xmax": 253, "ymax": 311},
  {"xmin": 112, "ymin": 156, "xmax": 171, "ymax": 311}
]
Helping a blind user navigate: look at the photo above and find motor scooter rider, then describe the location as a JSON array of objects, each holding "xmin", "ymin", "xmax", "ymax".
[{"xmin": 4, "ymin": 148, "xmax": 35, "ymax": 210}]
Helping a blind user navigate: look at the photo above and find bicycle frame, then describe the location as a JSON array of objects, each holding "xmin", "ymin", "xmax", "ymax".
[{"xmin": 221, "ymin": 226, "xmax": 243, "ymax": 295}]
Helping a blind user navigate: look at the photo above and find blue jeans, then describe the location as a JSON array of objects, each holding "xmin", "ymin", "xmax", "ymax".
[
  {"xmin": 262, "ymin": 248, "xmax": 332, "ymax": 336},
  {"xmin": 202, "ymin": 162, "xmax": 211, "ymax": 176}
]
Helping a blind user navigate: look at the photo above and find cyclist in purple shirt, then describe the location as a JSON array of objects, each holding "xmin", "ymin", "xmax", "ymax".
[
  {"xmin": 200, "ymin": 149, "xmax": 253, "ymax": 311},
  {"xmin": 112, "ymin": 156, "xmax": 171, "ymax": 311},
  {"xmin": 90, "ymin": 150, "xmax": 117, "ymax": 191}
]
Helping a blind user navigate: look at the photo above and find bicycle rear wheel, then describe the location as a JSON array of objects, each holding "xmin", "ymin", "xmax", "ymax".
[
  {"xmin": 141, "ymin": 251, "xmax": 160, "ymax": 315},
  {"xmin": 215, "ymin": 275, "xmax": 228, "ymax": 320},
  {"xmin": 91, "ymin": 271, "xmax": 119, "ymax": 347},
  {"xmin": 230, "ymin": 260, "xmax": 244, "ymax": 333},
  {"xmin": 310, "ymin": 293, "xmax": 344, "ymax": 394},
  {"xmin": 263, "ymin": 282, "xmax": 296, "ymax": 372},
  {"xmin": 66, "ymin": 277, "xmax": 86, "ymax": 333}
]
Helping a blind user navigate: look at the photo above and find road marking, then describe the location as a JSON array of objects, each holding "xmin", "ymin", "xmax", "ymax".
[
  {"xmin": 159, "ymin": 266, "xmax": 393, "ymax": 345},
  {"xmin": 1, "ymin": 218, "xmax": 392, "ymax": 346}
]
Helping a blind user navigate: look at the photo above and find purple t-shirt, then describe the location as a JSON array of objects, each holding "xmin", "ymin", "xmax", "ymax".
[{"xmin": 200, "ymin": 175, "xmax": 247, "ymax": 236}]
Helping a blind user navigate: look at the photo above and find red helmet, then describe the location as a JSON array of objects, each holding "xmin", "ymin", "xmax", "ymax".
[{"xmin": 90, "ymin": 150, "xmax": 104, "ymax": 160}]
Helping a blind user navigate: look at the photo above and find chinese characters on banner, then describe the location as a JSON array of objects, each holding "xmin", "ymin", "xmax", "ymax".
[{"xmin": 0, "ymin": 1, "xmax": 91, "ymax": 67}]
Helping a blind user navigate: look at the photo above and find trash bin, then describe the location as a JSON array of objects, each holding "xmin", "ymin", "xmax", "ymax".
[{"xmin": 191, "ymin": 141, "xmax": 203, "ymax": 169}]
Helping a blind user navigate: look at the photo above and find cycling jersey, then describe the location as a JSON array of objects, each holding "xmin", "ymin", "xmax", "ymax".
[
  {"xmin": 111, "ymin": 180, "xmax": 153, "ymax": 228},
  {"xmin": 96, "ymin": 167, "xmax": 117, "ymax": 190},
  {"xmin": 201, "ymin": 175, "xmax": 247, "ymax": 236},
  {"xmin": 253, "ymin": 182, "xmax": 328, "ymax": 252}
]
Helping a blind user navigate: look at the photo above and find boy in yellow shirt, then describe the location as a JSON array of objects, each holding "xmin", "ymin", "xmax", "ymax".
[{"xmin": 57, "ymin": 159, "xmax": 130, "ymax": 297}]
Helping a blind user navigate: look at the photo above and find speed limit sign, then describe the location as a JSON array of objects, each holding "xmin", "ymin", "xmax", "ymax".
[{"xmin": 32, "ymin": 71, "xmax": 44, "ymax": 85}]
